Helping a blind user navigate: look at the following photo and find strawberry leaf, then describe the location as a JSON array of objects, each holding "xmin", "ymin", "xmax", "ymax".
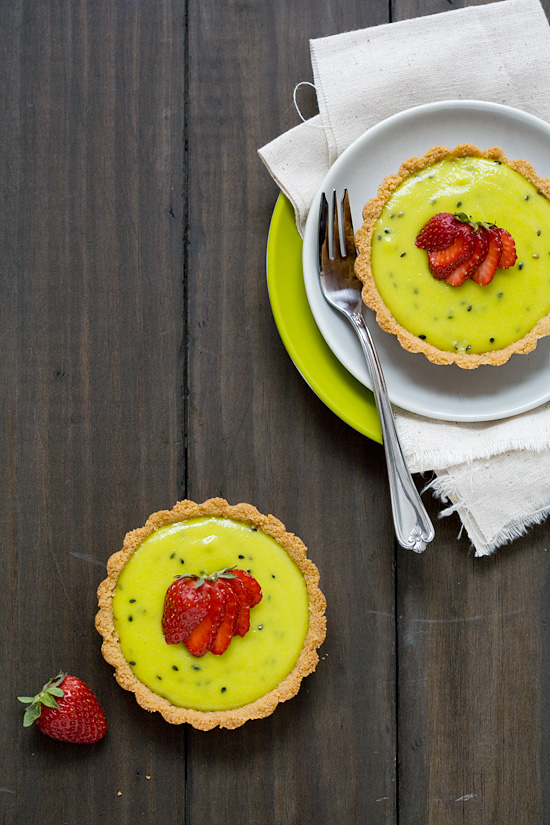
[
  {"xmin": 192, "ymin": 566, "xmax": 237, "ymax": 586},
  {"xmin": 217, "ymin": 567, "xmax": 237, "ymax": 579},
  {"xmin": 22, "ymin": 705, "xmax": 42, "ymax": 727},
  {"xmin": 454, "ymin": 212, "xmax": 480, "ymax": 232},
  {"xmin": 41, "ymin": 693, "xmax": 61, "ymax": 709},
  {"xmin": 18, "ymin": 672, "xmax": 66, "ymax": 728}
]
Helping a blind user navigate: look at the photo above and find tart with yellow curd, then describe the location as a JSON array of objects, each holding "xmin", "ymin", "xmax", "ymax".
[
  {"xmin": 354, "ymin": 144, "xmax": 550, "ymax": 368},
  {"xmin": 95, "ymin": 499, "xmax": 326, "ymax": 730}
]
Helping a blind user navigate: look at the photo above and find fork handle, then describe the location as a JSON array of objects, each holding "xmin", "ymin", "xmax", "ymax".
[{"xmin": 350, "ymin": 312, "xmax": 435, "ymax": 552}]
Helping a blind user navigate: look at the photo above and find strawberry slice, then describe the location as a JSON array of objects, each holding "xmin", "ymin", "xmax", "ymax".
[
  {"xmin": 445, "ymin": 226, "xmax": 490, "ymax": 287},
  {"xmin": 184, "ymin": 583, "xmax": 227, "ymax": 657},
  {"xmin": 497, "ymin": 227, "xmax": 517, "ymax": 269},
  {"xmin": 210, "ymin": 580, "xmax": 239, "ymax": 655},
  {"xmin": 232, "ymin": 568, "xmax": 262, "ymax": 607},
  {"xmin": 428, "ymin": 223, "xmax": 476, "ymax": 278},
  {"xmin": 227, "ymin": 575, "xmax": 251, "ymax": 637},
  {"xmin": 162, "ymin": 576, "xmax": 210, "ymax": 644},
  {"xmin": 415, "ymin": 212, "xmax": 459, "ymax": 251},
  {"xmin": 471, "ymin": 225, "xmax": 502, "ymax": 285}
]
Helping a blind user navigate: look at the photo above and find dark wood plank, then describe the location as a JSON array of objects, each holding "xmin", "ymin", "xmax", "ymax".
[
  {"xmin": 397, "ymin": 519, "xmax": 550, "ymax": 824},
  {"xmin": 1, "ymin": 1, "xmax": 185, "ymax": 822},
  {"xmin": 0, "ymin": 3, "xmax": 22, "ymax": 816},
  {"xmin": 185, "ymin": 1, "xmax": 396, "ymax": 823},
  {"xmin": 389, "ymin": 0, "xmax": 550, "ymax": 821}
]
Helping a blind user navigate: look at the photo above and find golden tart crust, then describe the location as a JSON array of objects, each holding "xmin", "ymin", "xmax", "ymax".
[
  {"xmin": 354, "ymin": 143, "xmax": 550, "ymax": 369},
  {"xmin": 95, "ymin": 498, "xmax": 326, "ymax": 731}
]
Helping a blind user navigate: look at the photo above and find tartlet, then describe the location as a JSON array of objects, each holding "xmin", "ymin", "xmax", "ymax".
[
  {"xmin": 95, "ymin": 498, "xmax": 326, "ymax": 730},
  {"xmin": 354, "ymin": 144, "xmax": 550, "ymax": 368}
]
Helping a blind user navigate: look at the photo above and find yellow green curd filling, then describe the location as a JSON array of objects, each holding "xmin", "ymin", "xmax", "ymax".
[
  {"xmin": 371, "ymin": 157, "xmax": 550, "ymax": 354},
  {"xmin": 113, "ymin": 517, "xmax": 309, "ymax": 712}
]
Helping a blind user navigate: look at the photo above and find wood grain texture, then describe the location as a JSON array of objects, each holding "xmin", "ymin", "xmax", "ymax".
[
  {"xmin": 397, "ymin": 523, "xmax": 549, "ymax": 824},
  {"xmin": 1, "ymin": 1, "xmax": 185, "ymax": 822},
  {"xmin": 2, "ymin": 0, "xmax": 550, "ymax": 823},
  {"xmin": 185, "ymin": 1, "xmax": 395, "ymax": 822},
  {"xmin": 389, "ymin": 2, "xmax": 550, "ymax": 823}
]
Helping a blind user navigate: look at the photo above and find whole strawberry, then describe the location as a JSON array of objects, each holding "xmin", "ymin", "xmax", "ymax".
[{"xmin": 18, "ymin": 672, "xmax": 107, "ymax": 743}]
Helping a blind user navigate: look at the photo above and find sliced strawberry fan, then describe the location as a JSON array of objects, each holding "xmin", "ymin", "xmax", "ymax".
[
  {"xmin": 416, "ymin": 212, "xmax": 517, "ymax": 287},
  {"xmin": 162, "ymin": 566, "xmax": 263, "ymax": 657}
]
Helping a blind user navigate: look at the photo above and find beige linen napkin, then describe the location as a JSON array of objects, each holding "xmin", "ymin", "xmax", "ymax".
[{"xmin": 259, "ymin": 0, "xmax": 550, "ymax": 556}]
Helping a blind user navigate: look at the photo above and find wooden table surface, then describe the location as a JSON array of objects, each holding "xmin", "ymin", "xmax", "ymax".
[{"xmin": 3, "ymin": 1, "xmax": 550, "ymax": 823}]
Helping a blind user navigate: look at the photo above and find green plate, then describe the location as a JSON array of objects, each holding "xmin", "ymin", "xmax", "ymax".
[{"xmin": 266, "ymin": 194, "xmax": 382, "ymax": 444}]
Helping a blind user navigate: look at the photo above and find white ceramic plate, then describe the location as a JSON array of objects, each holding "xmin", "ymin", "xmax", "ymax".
[{"xmin": 302, "ymin": 100, "xmax": 550, "ymax": 422}]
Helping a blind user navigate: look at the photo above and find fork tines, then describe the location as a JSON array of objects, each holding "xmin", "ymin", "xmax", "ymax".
[{"xmin": 318, "ymin": 189, "xmax": 354, "ymax": 264}]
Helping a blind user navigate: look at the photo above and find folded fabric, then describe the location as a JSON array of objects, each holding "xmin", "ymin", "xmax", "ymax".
[
  {"xmin": 396, "ymin": 407, "xmax": 550, "ymax": 555},
  {"xmin": 259, "ymin": 0, "xmax": 550, "ymax": 555},
  {"xmin": 260, "ymin": 0, "xmax": 550, "ymax": 238}
]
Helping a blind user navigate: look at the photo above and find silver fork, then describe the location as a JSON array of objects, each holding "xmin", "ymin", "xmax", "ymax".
[{"xmin": 318, "ymin": 189, "xmax": 434, "ymax": 552}]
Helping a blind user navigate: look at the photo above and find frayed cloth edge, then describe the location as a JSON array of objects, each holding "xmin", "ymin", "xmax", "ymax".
[
  {"xmin": 426, "ymin": 473, "xmax": 550, "ymax": 556},
  {"xmin": 404, "ymin": 438, "xmax": 550, "ymax": 475}
]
